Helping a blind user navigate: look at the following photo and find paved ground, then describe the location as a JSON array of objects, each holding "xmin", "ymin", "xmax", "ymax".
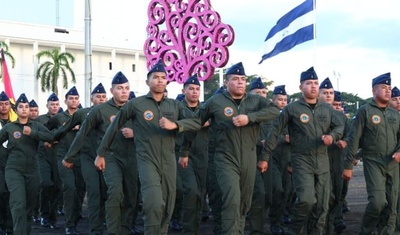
[{"xmin": 31, "ymin": 164, "xmax": 368, "ymax": 235}]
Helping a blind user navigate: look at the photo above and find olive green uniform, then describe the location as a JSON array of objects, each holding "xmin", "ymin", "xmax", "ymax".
[
  {"xmin": 325, "ymin": 112, "xmax": 351, "ymax": 234},
  {"xmin": 206, "ymin": 125, "xmax": 222, "ymax": 234},
  {"xmin": 345, "ymin": 99, "xmax": 400, "ymax": 235},
  {"xmin": 248, "ymin": 102, "xmax": 279, "ymax": 234},
  {"xmin": 97, "ymin": 93, "xmax": 198, "ymax": 235},
  {"xmin": 176, "ymin": 100, "xmax": 209, "ymax": 234},
  {"xmin": 46, "ymin": 110, "xmax": 85, "ymax": 229},
  {"xmin": 64, "ymin": 99, "xmax": 138, "ymax": 235},
  {"xmin": 180, "ymin": 91, "xmax": 279, "ymax": 234},
  {"xmin": 262, "ymin": 97, "xmax": 344, "ymax": 235},
  {"xmin": 0, "ymin": 119, "xmax": 12, "ymax": 233},
  {"xmin": 0, "ymin": 119, "xmax": 52, "ymax": 235},
  {"xmin": 269, "ymin": 126, "xmax": 291, "ymax": 229},
  {"xmin": 36, "ymin": 113, "xmax": 60, "ymax": 225},
  {"xmin": 54, "ymin": 107, "xmax": 107, "ymax": 234}
]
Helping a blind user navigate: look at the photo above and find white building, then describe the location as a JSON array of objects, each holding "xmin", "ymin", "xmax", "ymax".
[{"xmin": 0, "ymin": 0, "xmax": 188, "ymax": 113}]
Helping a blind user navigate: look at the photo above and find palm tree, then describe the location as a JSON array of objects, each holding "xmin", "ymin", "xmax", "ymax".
[
  {"xmin": 36, "ymin": 48, "xmax": 76, "ymax": 95},
  {"xmin": 0, "ymin": 42, "xmax": 16, "ymax": 80}
]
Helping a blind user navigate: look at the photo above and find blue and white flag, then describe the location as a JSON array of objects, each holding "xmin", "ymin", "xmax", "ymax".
[{"xmin": 259, "ymin": 0, "xmax": 315, "ymax": 64}]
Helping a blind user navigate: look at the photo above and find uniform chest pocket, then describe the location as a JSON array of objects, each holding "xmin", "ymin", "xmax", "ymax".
[
  {"xmin": 162, "ymin": 112, "xmax": 174, "ymax": 120},
  {"xmin": 317, "ymin": 114, "xmax": 328, "ymax": 123},
  {"xmin": 387, "ymin": 116, "xmax": 398, "ymax": 125},
  {"xmin": 245, "ymin": 108, "xmax": 256, "ymax": 114}
]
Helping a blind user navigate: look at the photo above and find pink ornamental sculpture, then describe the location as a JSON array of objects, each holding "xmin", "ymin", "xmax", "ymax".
[{"xmin": 144, "ymin": 0, "xmax": 235, "ymax": 83}]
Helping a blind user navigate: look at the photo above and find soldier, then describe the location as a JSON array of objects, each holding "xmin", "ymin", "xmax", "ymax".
[
  {"xmin": 316, "ymin": 78, "xmax": 350, "ymax": 234},
  {"xmin": 343, "ymin": 72, "xmax": 400, "ymax": 234},
  {"xmin": 247, "ymin": 77, "xmax": 275, "ymax": 235},
  {"xmin": 46, "ymin": 86, "xmax": 83, "ymax": 235},
  {"xmin": 389, "ymin": 86, "xmax": 400, "ymax": 231},
  {"xmin": 267, "ymin": 85, "xmax": 291, "ymax": 235},
  {"xmin": 176, "ymin": 75, "xmax": 210, "ymax": 234},
  {"xmin": 64, "ymin": 72, "xmax": 138, "ymax": 235},
  {"xmin": 262, "ymin": 67, "xmax": 344, "ymax": 235},
  {"xmin": 174, "ymin": 62, "xmax": 280, "ymax": 234},
  {"xmin": 206, "ymin": 85, "xmax": 226, "ymax": 234},
  {"xmin": 29, "ymin": 99, "xmax": 39, "ymax": 120},
  {"xmin": 35, "ymin": 93, "xmax": 61, "ymax": 229},
  {"xmin": 0, "ymin": 93, "xmax": 53, "ymax": 235},
  {"xmin": 95, "ymin": 60, "xmax": 198, "ymax": 234},
  {"xmin": 56, "ymin": 83, "xmax": 108, "ymax": 235},
  {"xmin": 0, "ymin": 92, "xmax": 13, "ymax": 235}
]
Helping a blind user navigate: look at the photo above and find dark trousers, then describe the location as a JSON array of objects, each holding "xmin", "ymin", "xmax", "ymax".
[
  {"xmin": 6, "ymin": 167, "xmax": 39, "ymax": 235},
  {"xmin": 103, "ymin": 153, "xmax": 138, "ymax": 235}
]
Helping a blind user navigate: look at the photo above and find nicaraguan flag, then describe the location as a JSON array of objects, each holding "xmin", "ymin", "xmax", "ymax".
[{"xmin": 259, "ymin": 0, "xmax": 315, "ymax": 64}]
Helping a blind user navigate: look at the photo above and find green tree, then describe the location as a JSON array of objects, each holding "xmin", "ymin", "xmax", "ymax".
[
  {"xmin": 0, "ymin": 42, "xmax": 16, "ymax": 80},
  {"xmin": 36, "ymin": 48, "xmax": 76, "ymax": 95}
]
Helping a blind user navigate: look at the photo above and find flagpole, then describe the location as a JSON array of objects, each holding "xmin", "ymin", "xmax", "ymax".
[{"xmin": 313, "ymin": 0, "xmax": 317, "ymax": 67}]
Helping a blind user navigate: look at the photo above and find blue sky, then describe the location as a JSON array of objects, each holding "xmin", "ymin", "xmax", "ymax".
[{"xmin": 2, "ymin": 0, "xmax": 400, "ymax": 99}]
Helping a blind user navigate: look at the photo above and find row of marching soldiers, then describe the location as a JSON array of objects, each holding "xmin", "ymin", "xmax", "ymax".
[{"xmin": 0, "ymin": 59, "xmax": 400, "ymax": 235}]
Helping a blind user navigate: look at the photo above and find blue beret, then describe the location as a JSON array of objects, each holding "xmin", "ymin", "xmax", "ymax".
[
  {"xmin": 391, "ymin": 86, "xmax": 400, "ymax": 98},
  {"xmin": 334, "ymin": 91, "xmax": 342, "ymax": 102},
  {"xmin": 176, "ymin": 94, "xmax": 185, "ymax": 101},
  {"xmin": 91, "ymin": 83, "xmax": 106, "ymax": 94},
  {"xmin": 300, "ymin": 67, "xmax": 318, "ymax": 82},
  {"xmin": 214, "ymin": 86, "xmax": 226, "ymax": 95},
  {"xmin": 273, "ymin": 85, "xmax": 287, "ymax": 95},
  {"xmin": 16, "ymin": 93, "xmax": 29, "ymax": 105},
  {"xmin": 65, "ymin": 86, "xmax": 79, "ymax": 99},
  {"xmin": 184, "ymin": 74, "xmax": 201, "ymax": 86},
  {"xmin": 47, "ymin": 93, "xmax": 59, "ymax": 102},
  {"xmin": 249, "ymin": 77, "xmax": 265, "ymax": 91},
  {"xmin": 58, "ymin": 107, "xmax": 64, "ymax": 113},
  {"xmin": 129, "ymin": 91, "xmax": 136, "ymax": 100},
  {"xmin": 372, "ymin": 72, "xmax": 391, "ymax": 87},
  {"xmin": 147, "ymin": 60, "xmax": 166, "ymax": 77},
  {"xmin": 226, "ymin": 62, "xmax": 246, "ymax": 76},
  {"xmin": 0, "ymin": 91, "xmax": 9, "ymax": 101},
  {"xmin": 112, "ymin": 71, "xmax": 129, "ymax": 85},
  {"xmin": 29, "ymin": 99, "xmax": 38, "ymax": 107},
  {"xmin": 319, "ymin": 77, "xmax": 333, "ymax": 89}
]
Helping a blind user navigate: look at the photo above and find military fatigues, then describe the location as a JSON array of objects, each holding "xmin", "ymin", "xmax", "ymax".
[
  {"xmin": 0, "ymin": 119, "xmax": 53, "ymax": 234},
  {"xmin": 262, "ymin": 97, "xmax": 344, "ymax": 235},
  {"xmin": 66, "ymin": 99, "xmax": 138, "ymax": 235},
  {"xmin": 248, "ymin": 102, "xmax": 279, "ymax": 234},
  {"xmin": 180, "ymin": 91, "xmax": 279, "ymax": 234},
  {"xmin": 97, "ymin": 93, "xmax": 198, "ymax": 235},
  {"xmin": 325, "ymin": 111, "xmax": 351, "ymax": 234},
  {"xmin": 46, "ymin": 110, "xmax": 85, "ymax": 230},
  {"xmin": 345, "ymin": 99, "xmax": 400, "ymax": 234},
  {"xmin": 35, "ymin": 113, "xmax": 60, "ymax": 225},
  {"xmin": 176, "ymin": 100, "xmax": 209, "ymax": 234},
  {"xmin": 268, "ymin": 126, "xmax": 292, "ymax": 230},
  {"xmin": 54, "ymin": 107, "xmax": 107, "ymax": 234},
  {"xmin": 0, "ymin": 119, "xmax": 12, "ymax": 233},
  {"xmin": 206, "ymin": 124, "xmax": 223, "ymax": 234}
]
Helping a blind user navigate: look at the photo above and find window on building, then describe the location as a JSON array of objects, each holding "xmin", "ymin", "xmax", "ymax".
[
  {"xmin": 132, "ymin": 64, "xmax": 136, "ymax": 72},
  {"xmin": 109, "ymin": 62, "xmax": 112, "ymax": 70}
]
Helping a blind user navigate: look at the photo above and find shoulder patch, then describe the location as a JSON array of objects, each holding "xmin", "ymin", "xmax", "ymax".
[
  {"xmin": 13, "ymin": 131, "xmax": 22, "ymax": 139},
  {"xmin": 143, "ymin": 110, "xmax": 154, "ymax": 121},
  {"xmin": 371, "ymin": 114, "xmax": 381, "ymax": 124},
  {"xmin": 224, "ymin": 107, "xmax": 234, "ymax": 117},
  {"xmin": 109, "ymin": 115, "xmax": 116, "ymax": 123},
  {"xmin": 300, "ymin": 113, "xmax": 310, "ymax": 123}
]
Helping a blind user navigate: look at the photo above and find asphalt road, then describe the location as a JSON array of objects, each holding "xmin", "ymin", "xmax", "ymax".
[{"xmin": 30, "ymin": 164, "xmax": 368, "ymax": 235}]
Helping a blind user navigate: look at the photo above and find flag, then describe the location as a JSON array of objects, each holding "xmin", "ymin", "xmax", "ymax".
[
  {"xmin": 259, "ymin": 0, "xmax": 315, "ymax": 64},
  {"xmin": 1, "ymin": 49, "xmax": 18, "ymax": 121}
]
